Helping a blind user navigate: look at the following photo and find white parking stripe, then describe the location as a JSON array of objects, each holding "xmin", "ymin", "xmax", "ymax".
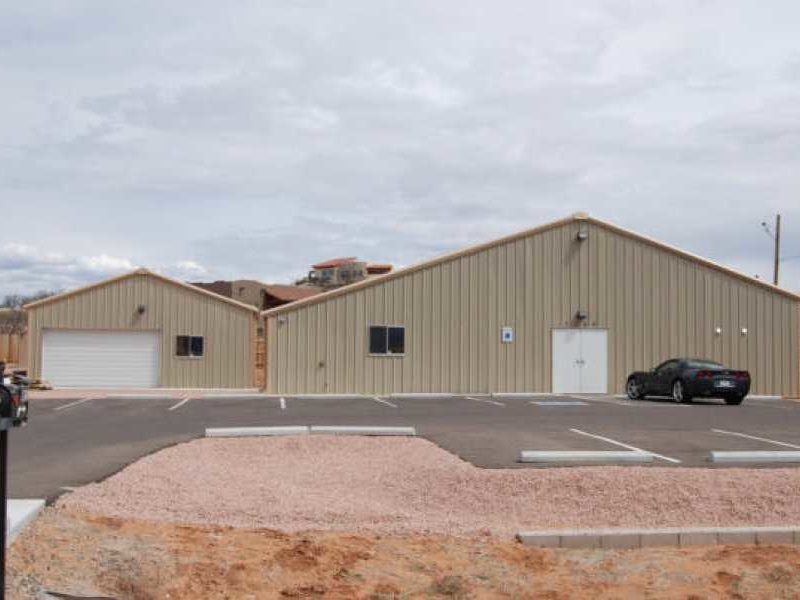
[
  {"xmin": 569, "ymin": 428, "xmax": 681, "ymax": 464},
  {"xmin": 711, "ymin": 429, "xmax": 800, "ymax": 449},
  {"xmin": 466, "ymin": 396, "xmax": 505, "ymax": 406},
  {"xmin": 168, "ymin": 397, "xmax": 192, "ymax": 411},
  {"xmin": 280, "ymin": 397, "xmax": 287, "ymax": 410},
  {"xmin": 54, "ymin": 397, "xmax": 94, "ymax": 411},
  {"xmin": 372, "ymin": 396, "xmax": 398, "ymax": 408}
]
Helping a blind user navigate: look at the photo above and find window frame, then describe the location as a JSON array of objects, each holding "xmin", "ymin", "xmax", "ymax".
[
  {"xmin": 367, "ymin": 324, "xmax": 406, "ymax": 357},
  {"xmin": 176, "ymin": 335, "xmax": 205, "ymax": 359}
]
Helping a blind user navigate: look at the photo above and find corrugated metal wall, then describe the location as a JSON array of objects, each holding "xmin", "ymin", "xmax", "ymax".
[
  {"xmin": 27, "ymin": 274, "xmax": 255, "ymax": 388},
  {"xmin": 266, "ymin": 219, "xmax": 800, "ymax": 396}
]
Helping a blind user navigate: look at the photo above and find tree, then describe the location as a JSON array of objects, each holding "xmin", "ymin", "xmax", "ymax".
[
  {"xmin": 0, "ymin": 290, "xmax": 60, "ymax": 334},
  {"xmin": 0, "ymin": 290, "xmax": 59, "ymax": 310}
]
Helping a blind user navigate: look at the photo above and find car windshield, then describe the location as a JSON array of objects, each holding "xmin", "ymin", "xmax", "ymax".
[{"xmin": 685, "ymin": 360, "xmax": 723, "ymax": 369}]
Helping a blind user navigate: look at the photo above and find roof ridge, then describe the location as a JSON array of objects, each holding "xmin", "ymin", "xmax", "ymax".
[
  {"xmin": 25, "ymin": 268, "xmax": 260, "ymax": 313},
  {"xmin": 262, "ymin": 212, "xmax": 799, "ymax": 317}
]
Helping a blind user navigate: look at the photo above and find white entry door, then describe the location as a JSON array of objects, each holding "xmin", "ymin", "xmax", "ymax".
[
  {"xmin": 552, "ymin": 329, "xmax": 608, "ymax": 394},
  {"xmin": 42, "ymin": 329, "xmax": 160, "ymax": 388}
]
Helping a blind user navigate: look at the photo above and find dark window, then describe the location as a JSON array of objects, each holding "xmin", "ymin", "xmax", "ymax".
[
  {"xmin": 387, "ymin": 327, "xmax": 405, "ymax": 354},
  {"xmin": 176, "ymin": 335, "xmax": 204, "ymax": 357},
  {"xmin": 369, "ymin": 326, "xmax": 387, "ymax": 354},
  {"xmin": 369, "ymin": 326, "xmax": 405, "ymax": 355}
]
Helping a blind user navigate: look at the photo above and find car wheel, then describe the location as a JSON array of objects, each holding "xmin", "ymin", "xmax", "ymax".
[
  {"xmin": 672, "ymin": 380, "xmax": 691, "ymax": 404},
  {"xmin": 626, "ymin": 378, "xmax": 643, "ymax": 400},
  {"xmin": 725, "ymin": 395, "xmax": 744, "ymax": 406}
]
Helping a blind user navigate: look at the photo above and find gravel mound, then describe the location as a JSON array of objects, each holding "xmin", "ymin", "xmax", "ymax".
[{"xmin": 59, "ymin": 436, "xmax": 800, "ymax": 537}]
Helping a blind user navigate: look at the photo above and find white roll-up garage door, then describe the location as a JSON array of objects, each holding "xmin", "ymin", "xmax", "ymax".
[{"xmin": 42, "ymin": 330, "xmax": 160, "ymax": 388}]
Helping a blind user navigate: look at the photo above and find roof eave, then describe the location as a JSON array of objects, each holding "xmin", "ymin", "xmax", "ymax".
[{"xmin": 24, "ymin": 268, "xmax": 260, "ymax": 313}]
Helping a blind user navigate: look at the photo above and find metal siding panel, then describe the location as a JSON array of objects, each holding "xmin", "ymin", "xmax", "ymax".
[
  {"xmin": 27, "ymin": 274, "xmax": 252, "ymax": 388},
  {"xmin": 261, "ymin": 220, "xmax": 798, "ymax": 397}
]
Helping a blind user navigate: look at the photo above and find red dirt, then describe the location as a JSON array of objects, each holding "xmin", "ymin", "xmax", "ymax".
[{"xmin": 8, "ymin": 509, "xmax": 800, "ymax": 599}]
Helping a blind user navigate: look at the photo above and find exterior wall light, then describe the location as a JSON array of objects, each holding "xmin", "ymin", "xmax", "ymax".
[
  {"xmin": 576, "ymin": 223, "xmax": 589, "ymax": 241},
  {"xmin": 741, "ymin": 327, "xmax": 748, "ymax": 336},
  {"xmin": 576, "ymin": 310, "xmax": 588, "ymax": 321},
  {"xmin": 136, "ymin": 305, "xmax": 146, "ymax": 315},
  {"xmin": 714, "ymin": 327, "xmax": 722, "ymax": 336},
  {"xmin": 277, "ymin": 316, "xmax": 288, "ymax": 325}
]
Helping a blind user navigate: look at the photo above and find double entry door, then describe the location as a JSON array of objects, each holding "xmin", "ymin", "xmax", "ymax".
[{"xmin": 551, "ymin": 329, "xmax": 608, "ymax": 394}]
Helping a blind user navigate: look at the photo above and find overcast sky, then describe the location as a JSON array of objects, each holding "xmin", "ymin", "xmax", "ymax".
[{"xmin": 1, "ymin": 1, "xmax": 798, "ymax": 296}]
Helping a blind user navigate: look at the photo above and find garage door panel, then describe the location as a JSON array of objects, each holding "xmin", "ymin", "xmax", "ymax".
[{"xmin": 42, "ymin": 330, "xmax": 160, "ymax": 388}]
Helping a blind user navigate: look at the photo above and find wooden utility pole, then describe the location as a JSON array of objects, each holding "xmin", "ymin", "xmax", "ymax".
[{"xmin": 773, "ymin": 214, "xmax": 781, "ymax": 286}]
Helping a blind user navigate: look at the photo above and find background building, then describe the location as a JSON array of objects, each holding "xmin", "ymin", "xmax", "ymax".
[
  {"xmin": 264, "ymin": 213, "xmax": 800, "ymax": 397},
  {"xmin": 192, "ymin": 279, "xmax": 322, "ymax": 310},
  {"xmin": 26, "ymin": 269, "xmax": 259, "ymax": 388},
  {"xmin": 296, "ymin": 258, "xmax": 393, "ymax": 289}
]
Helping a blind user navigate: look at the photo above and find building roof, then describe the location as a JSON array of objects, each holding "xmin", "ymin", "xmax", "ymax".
[
  {"xmin": 24, "ymin": 268, "xmax": 260, "ymax": 313},
  {"xmin": 264, "ymin": 284, "xmax": 324, "ymax": 302},
  {"xmin": 311, "ymin": 257, "xmax": 359, "ymax": 269},
  {"xmin": 366, "ymin": 263, "xmax": 393, "ymax": 272},
  {"xmin": 263, "ymin": 212, "xmax": 800, "ymax": 317}
]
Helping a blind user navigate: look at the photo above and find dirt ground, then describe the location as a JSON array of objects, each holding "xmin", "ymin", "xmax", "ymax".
[{"xmin": 8, "ymin": 508, "xmax": 800, "ymax": 599}]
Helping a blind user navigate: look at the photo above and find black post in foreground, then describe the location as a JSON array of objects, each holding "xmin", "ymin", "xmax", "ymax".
[{"xmin": 0, "ymin": 425, "xmax": 7, "ymax": 600}]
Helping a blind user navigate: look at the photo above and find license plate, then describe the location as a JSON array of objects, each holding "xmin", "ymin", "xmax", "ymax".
[{"xmin": 716, "ymin": 380, "xmax": 735, "ymax": 388}]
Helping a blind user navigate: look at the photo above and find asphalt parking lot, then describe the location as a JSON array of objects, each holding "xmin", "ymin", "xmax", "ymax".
[{"xmin": 8, "ymin": 392, "xmax": 800, "ymax": 501}]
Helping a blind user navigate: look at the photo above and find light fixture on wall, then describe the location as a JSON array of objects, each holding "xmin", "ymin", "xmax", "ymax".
[
  {"xmin": 576, "ymin": 310, "xmax": 588, "ymax": 321},
  {"xmin": 136, "ymin": 305, "xmax": 146, "ymax": 315},
  {"xmin": 576, "ymin": 222, "xmax": 589, "ymax": 241},
  {"xmin": 277, "ymin": 316, "xmax": 288, "ymax": 325},
  {"xmin": 714, "ymin": 326, "xmax": 722, "ymax": 336},
  {"xmin": 741, "ymin": 327, "xmax": 748, "ymax": 336}
]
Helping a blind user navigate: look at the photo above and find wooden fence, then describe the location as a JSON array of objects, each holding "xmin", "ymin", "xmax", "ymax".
[{"xmin": 0, "ymin": 333, "xmax": 26, "ymax": 367}]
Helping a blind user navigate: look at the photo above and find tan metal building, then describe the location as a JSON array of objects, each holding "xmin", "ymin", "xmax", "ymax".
[
  {"xmin": 25, "ymin": 269, "xmax": 259, "ymax": 388},
  {"xmin": 264, "ymin": 213, "xmax": 800, "ymax": 397}
]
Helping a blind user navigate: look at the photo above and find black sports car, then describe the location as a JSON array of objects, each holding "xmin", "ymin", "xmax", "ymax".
[{"xmin": 626, "ymin": 358, "xmax": 750, "ymax": 405}]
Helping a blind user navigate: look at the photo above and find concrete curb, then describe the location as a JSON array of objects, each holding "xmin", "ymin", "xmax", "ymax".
[
  {"xmin": 519, "ymin": 451, "xmax": 653, "ymax": 463},
  {"xmin": 710, "ymin": 451, "xmax": 800, "ymax": 463},
  {"xmin": 389, "ymin": 393, "xmax": 456, "ymax": 399},
  {"xmin": 105, "ymin": 394, "xmax": 176, "ymax": 400},
  {"xmin": 205, "ymin": 426, "xmax": 309, "ymax": 437},
  {"xmin": 7, "ymin": 499, "xmax": 46, "ymax": 547},
  {"xmin": 310, "ymin": 426, "xmax": 416, "ymax": 436},
  {"xmin": 517, "ymin": 526, "xmax": 800, "ymax": 549},
  {"xmin": 202, "ymin": 393, "xmax": 276, "ymax": 400},
  {"xmin": 291, "ymin": 394, "xmax": 366, "ymax": 400},
  {"xmin": 492, "ymin": 392, "xmax": 551, "ymax": 399}
]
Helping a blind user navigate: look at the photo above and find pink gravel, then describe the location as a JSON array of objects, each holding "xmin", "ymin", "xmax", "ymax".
[{"xmin": 59, "ymin": 436, "xmax": 800, "ymax": 537}]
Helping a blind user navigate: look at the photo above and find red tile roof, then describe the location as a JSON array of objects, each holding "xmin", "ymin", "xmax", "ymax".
[
  {"xmin": 311, "ymin": 257, "xmax": 359, "ymax": 269},
  {"xmin": 366, "ymin": 263, "xmax": 393, "ymax": 273}
]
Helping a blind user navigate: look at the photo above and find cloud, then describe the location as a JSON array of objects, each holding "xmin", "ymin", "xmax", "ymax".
[
  {"xmin": 0, "ymin": 243, "xmax": 211, "ymax": 296},
  {"xmin": 0, "ymin": 0, "xmax": 798, "ymax": 295}
]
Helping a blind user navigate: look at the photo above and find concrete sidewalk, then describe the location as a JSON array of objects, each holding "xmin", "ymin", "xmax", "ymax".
[
  {"xmin": 6, "ymin": 499, "xmax": 45, "ymax": 546},
  {"xmin": 29, "ymin": 388, "xmax": 260, "ymax": 400}
]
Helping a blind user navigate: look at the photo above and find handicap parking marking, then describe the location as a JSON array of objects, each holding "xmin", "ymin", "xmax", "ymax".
[
  {"xmin": 564, "ymin": 394, "xmax": 637, "ymax": 406},
  {"xmin": 711, "ymin": 428, "xmax": 800, "ymax": 449},
  {"xmin": 569, "ymin": 428, "xmax": 681, "ymax": 464},
  {"xmin": 530, "ymin": 400, "xmax": 587, "ymax": 406},
  {"xmin": 465, "ymin": 396, "xmax": 505, "ymax": 406}
]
